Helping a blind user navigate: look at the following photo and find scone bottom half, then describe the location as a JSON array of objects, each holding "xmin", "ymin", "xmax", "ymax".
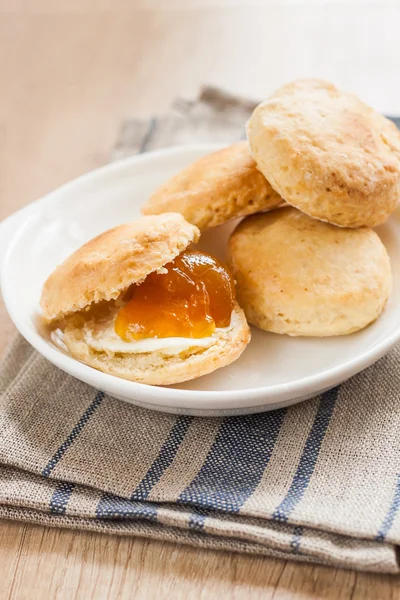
[
  {"xmin": 40, "ymin": 213, "xmax": 251, "ymax": 386},
  {"xmin": 228, "ymin": 207, "xmax": 392, "ymax": 337}
]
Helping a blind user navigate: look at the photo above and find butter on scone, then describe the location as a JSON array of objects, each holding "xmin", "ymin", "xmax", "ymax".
[
  {"xmin": 247, "ymin": 79, "xmax": 400, "ymax": 228},
  {"xmin": 228, "ymin": 207, "xmax": 392, "ymax": 337},
  {"xmin": 141, "ymin": 141, "xmax": 283, "ymax": 230},
  {"xmin": 40, "ymin": 213, "xmax": 250, "ymax": 385}
]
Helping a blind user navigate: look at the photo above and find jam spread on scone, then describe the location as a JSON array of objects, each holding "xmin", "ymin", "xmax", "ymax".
[{"xmin": 114, "ymin": 250, "xmax": 235, "ymax": 341}]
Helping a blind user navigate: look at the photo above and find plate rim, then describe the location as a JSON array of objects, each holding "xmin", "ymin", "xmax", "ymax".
[{"xmin": 2, "ymin": 144, "xmax": 400, "ymax": 412}]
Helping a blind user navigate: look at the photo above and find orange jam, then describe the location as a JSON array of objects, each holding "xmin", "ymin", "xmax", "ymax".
[{"xmin": 114, "ymin": 251, "xmax": 235, "ymax": 341}]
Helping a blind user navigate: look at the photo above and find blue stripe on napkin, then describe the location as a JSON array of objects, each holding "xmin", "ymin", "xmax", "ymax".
[
  {"xmin": 49, "ymin": 481, "xmax": 75, "ymax": 514},
  {"xmin": 188, "ymin": 506, "xmax": 212, "ymax": 530},
  {"xmin": 290, "ymin": 525, "xmax": 304, "ymax": 554},
  {"xmin": 272, "ymin": 387, "xmax": 339, "ymax": 523},
  {"xmin": 178, "ymin": 409, "xmax": 286, "ymax": 513},
  {"xmin": 96, "ymin": 493, "xmax": 158, "ymax": 520},
  {"xmin": 131, "ymin": 415, "xmax": 193, "ymax": 501},
  {"xmin": 376, "ymin": 474, "xmax": 400, "ymax": 541},
  {"xmin": 42, "ymin": 391, "xmax": 105, "ymax": 478}
]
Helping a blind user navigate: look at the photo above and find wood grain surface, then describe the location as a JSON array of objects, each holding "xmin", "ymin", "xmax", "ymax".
[{"xmin": 1, "ymin": 2, "xmax": 400, "ymax": 598}]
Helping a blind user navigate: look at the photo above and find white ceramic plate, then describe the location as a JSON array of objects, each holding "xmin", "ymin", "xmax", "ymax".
[{"xmin": 2, "ymin": 144, "xmax": 400, "ymax": 416}]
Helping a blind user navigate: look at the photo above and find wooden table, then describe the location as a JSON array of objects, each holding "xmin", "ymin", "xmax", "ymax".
[{"xmin": 1, "ymin": 3, "xmax": 400, "ymax": 597}]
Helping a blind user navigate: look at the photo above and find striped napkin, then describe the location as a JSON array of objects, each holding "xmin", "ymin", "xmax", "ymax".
[{"xmin": 1, "ymin": 88, "xmax": 400, "ymax": 574}]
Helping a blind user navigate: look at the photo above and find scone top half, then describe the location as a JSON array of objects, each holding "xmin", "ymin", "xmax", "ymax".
[
  {"xmin": 41, "ymin": 213, "xmax": 199, "ymax": 323},
  {"xmin": 40, "ymin": 213, "xmax": 250, "ymax": 386},
  {"xmin": 247, "ymin": 79, "xmax": 400, "ymax": 228}
]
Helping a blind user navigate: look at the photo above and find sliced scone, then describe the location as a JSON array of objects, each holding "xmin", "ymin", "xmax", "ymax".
[{"xmin": 40, "ymin": 213, "xmax": 250, "ymax": 385}]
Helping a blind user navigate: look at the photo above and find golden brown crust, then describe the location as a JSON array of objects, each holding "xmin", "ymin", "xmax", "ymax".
[
  {"xmin": 228, "ymin": 207, "xmax": 392, "ymax": 337},
  {"xmin": 141, "ymin": 141, "xmax": 283, "ymax": 230},
  {"xmin": 40, "ymin": 213, "xmax": 200, "ymax": 322},
  {"xmin": 247, "ymin": 79, "xmax": 400, "ymax": 228},
  {"xmin": 62, "ymin": 304, "xmax": 251, "ymax": 385}
]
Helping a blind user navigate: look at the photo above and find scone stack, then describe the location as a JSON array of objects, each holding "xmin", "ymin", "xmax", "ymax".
[
  {"xmin": 41, "ymin": 79, "xmax": 400, "ymax": 386},
  {"xmin": 144, "ymin": 78, "xmax": 399, "ymax": 338}
]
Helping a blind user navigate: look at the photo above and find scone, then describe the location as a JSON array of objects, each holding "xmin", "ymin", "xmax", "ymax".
[
  {"xmin": 247, "ymin": 79, "xmax": 400, "ymax": 228},
  {"xmin": 41, "ymin": 213, "xmax": 250, "ymax": 385},
  {"xmin": 228, "ymin": 207, "xmax": 392, "ymax": 337},
  {"xmin": 141, "ymin": 141, "xmax": 283, "ymax": 230}
]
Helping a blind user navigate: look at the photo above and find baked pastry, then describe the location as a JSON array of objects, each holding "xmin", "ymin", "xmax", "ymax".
[
  {"xmin": 247, "ymin": 79, "xmax": 400, "ymax": 228},
  {"xmin": 40, "ymin": 213, "xmax": 250, "ymax": 385},
  {"xmin": 228, "ymin": 207, "xmax": 392, "ymax": 336},
  {"xmin": 141, "ymin": 141, "xmax": 283, "ymax": 230}
]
